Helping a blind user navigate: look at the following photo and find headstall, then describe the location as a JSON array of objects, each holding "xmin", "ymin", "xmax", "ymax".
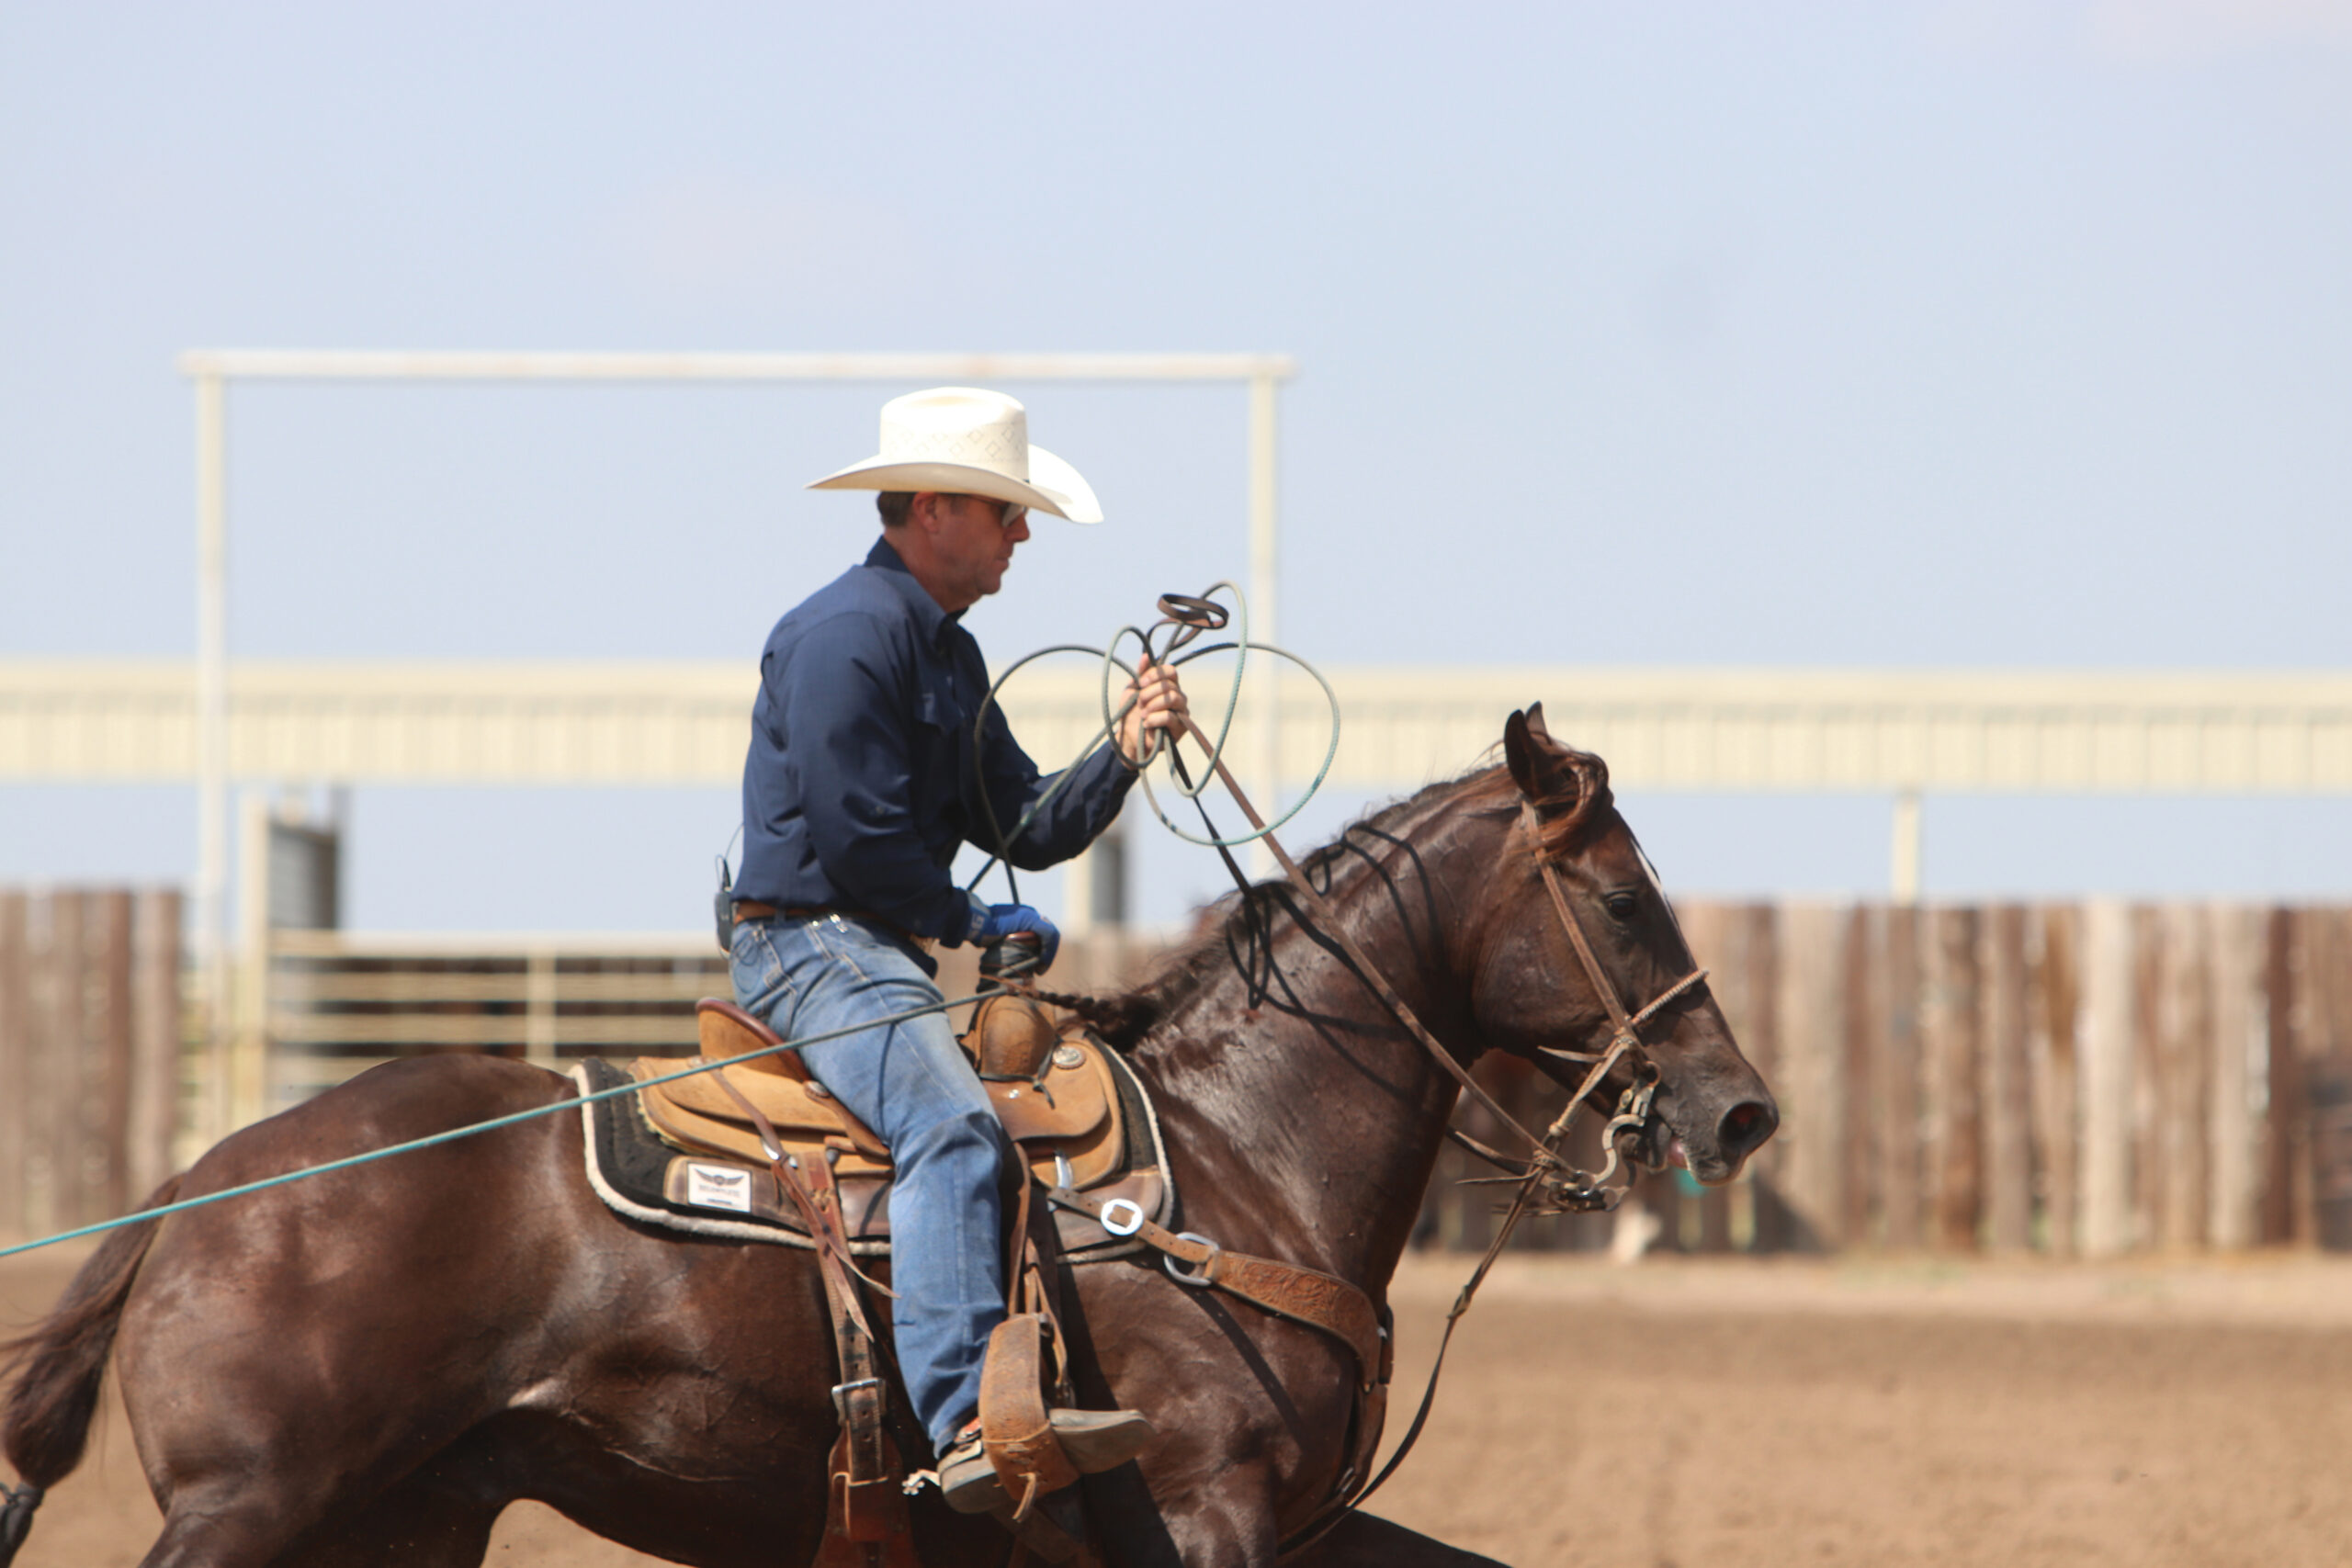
[{"xmin": 1001, "ymin": 597, "xmax": 1717, "ymax": 1559}]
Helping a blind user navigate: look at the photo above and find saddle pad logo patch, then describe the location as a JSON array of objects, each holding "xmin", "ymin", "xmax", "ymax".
[{"xmin": 684, "ymin": 1162, "xmax": 754, "ymax": 1213}]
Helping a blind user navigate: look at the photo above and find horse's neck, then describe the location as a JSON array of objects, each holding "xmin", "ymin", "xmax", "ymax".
[{"xmin": 1135, "ymin": 803, "xmax": 1493, "ymax": 1292}]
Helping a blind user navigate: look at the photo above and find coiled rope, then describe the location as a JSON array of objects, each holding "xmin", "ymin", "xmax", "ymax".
[{"xmin": 967, "ymin": 581, "xmax": 1342, "ymax": 895}]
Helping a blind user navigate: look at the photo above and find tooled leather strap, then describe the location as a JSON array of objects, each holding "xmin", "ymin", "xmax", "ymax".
[
  {"xmin": 1049, "ymin": 1177, "xmax": 1395, "ymax": 1564},
  {"xmin": 1046, "ymin": 1185, "xmax": 1387, "ymax": 1389}
]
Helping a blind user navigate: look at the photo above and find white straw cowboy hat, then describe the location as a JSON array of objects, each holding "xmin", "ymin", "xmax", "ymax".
[{"xmin": 807, "ymin": 387, "xmax": 1102, "ymax": 524}]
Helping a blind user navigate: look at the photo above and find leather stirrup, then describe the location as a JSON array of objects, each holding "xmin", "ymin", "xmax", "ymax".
[{"xmin": 979, "ymin": 1314, "xmax": 1081, "ymax": 1524}]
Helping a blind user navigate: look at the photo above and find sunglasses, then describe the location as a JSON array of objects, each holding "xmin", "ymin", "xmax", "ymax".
[{"xmin": 988, "ymin": 501, "xmax": 1028, "ymax": 531}]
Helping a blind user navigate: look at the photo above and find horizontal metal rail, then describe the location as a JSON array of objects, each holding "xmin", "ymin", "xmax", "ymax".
[
  {"xmin": 271, "ymin": 972, "xmax": 715, "ymax": 1005},
  {"xmin": 266, "ymin": 1015, "xmax": 704, "ymax": 1049},
  {"xmin": 269, "ymin": 929, "xmax": 722, "ymax": 958},
  {"xmin": 175, "ymin": 350, "xmax": 1298, "ymax": 382},
  {"xmin": 11, "ymin": 659, "xmax": 2352, "ymax": 795},
  {"xmin": 259, "ymin": 933, "xmax": 727, "ymax": 1111}
]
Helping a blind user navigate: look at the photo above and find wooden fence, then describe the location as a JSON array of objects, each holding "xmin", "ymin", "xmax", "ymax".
[
  {"xmin": 6, "ymin": 897, "xmax": 2350, "ymax": 1257},
  {"xmin": 1433, "ymin": 900, "xmax": 2352, "ymax": 1257},
  {"xmin": 0, "ymin": 887, "xmax": 183, "ymax": 1239},
  {"xmin": 304, "ymin": 908, "xmax": 2334, "ymax": 1260}
]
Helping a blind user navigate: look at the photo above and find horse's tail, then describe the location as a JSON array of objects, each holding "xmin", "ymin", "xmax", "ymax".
[{"xmin": 0, "ymin": 1174, "xmax": 182, "ymax": 1563}]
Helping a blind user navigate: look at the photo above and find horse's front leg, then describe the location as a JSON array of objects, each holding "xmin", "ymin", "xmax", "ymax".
[
  {"xmin": 1084, "ymin": 1449, "xmax": 1288, "ymax": 1568},
  {"xmin": 1073, "ymin": 1272, "xmax": 1362, "ymax": 1568}
]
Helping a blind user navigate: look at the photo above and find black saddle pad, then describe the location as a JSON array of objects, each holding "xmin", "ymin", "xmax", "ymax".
[{"xmin": 574, "ymin": 1052, "xmax": 1173, "ymax": 1260}]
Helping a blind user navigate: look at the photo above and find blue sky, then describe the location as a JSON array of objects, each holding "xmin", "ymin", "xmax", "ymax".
[{"xmin": 4, "ymin": 1, "xmax": 2349, "ymax": 927}]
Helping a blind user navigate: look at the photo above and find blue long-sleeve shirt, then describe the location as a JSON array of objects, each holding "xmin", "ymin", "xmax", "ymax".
[{"xmin": 736, "ymin": 537, "xmax": 1135, "ymax": 948}]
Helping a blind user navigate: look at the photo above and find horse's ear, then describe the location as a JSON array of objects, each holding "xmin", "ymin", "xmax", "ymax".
[{"xmin": 1504, "ymin": 705, "xmax": 1573, "ymax": 804}]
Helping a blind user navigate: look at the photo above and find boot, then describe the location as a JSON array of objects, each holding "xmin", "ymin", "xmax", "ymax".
[{"xmin": 937, "ymin": 1407, "xmax": 1156, "ymax": 1515}]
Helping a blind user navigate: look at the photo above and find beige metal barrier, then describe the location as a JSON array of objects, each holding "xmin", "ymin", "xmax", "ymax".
[
  {"xmin": 253, "ymin": 930, "xmax": 1175, "ymax": 1122},
  {"xmin": 260, "ymin": 931, "xmax": 727, "ymax": 1115}
]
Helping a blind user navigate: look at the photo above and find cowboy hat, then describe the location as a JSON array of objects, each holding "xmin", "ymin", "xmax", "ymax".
[{"xmin": 806, "ymin": 387, "xmax": 1102, "ymax": 524}]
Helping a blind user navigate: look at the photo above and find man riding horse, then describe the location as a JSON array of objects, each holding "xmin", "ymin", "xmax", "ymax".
[{"xmin": 728, "ymin": 387, "xmax": 1189, "ymax": 1513}]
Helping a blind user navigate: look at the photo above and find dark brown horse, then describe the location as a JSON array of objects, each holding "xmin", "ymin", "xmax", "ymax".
[{"xmin": 0, "ymin": 712, "xmax": 1775, "ymax": 1568}]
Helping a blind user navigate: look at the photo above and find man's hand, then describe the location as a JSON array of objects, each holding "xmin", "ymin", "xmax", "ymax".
[
  {"xmin": 1116, "ymin": 657, "xmax": 1191, "ymax": 765},
  {"xmin": 967, "ymin": 899, "xmax": 1061, "ymax": 968}
]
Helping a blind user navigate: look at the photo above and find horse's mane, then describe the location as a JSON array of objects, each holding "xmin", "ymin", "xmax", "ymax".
[{"xmin": 1040, "ymin": 740, "xmax": 1611, "ymax": 1050}]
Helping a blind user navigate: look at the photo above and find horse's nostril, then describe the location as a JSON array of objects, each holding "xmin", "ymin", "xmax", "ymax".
[{"xmin": 1718, "ymin": 1100, "xmax": 1777, "ymax": 1157}]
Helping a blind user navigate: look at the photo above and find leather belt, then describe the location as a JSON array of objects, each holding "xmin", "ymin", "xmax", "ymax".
[{"xmin": 733, "ymin": 902, "xmax": 937, "ymax": 954}]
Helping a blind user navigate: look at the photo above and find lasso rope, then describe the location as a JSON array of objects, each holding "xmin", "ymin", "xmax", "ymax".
[
  {"xmin": 0, "ymin": 991, "xmax": 983, "ymax": 1262},
  {"xmin": 966, "ymin": 581, "xmax": 1343, "ymax": 891}
]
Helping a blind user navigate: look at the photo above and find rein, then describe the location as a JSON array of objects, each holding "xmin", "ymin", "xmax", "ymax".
[
  {"xmin": 1137, "ymin": 711, "xmax": 1707, "ymax": 1206},
  {"xmin": 1278, "ymin": 792, "xmax": 1706, "ymax": 1557},
  {"xmin": 1044, "ymin": 638, "xmax": 1709, "ymax": 1557}
]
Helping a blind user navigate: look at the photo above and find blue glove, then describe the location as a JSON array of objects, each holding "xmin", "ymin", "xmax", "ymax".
[{"xmin": 967, "ymin": 898, "xmax": 1060, "ymax": 969}]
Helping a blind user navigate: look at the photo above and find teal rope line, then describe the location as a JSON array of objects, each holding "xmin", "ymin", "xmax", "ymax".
[
  {"xmin": 0, "ymin": 990, "xmax": 983, "ymax": 1263},
  {"xmin": 1129, "ymin": 639, "xmax": 1341, "ymax": 851},
  {"xmin": 1102, "ymin": 580, "xmax": 1249, "ymax": 805},
  {"xmin": 964, "ymin": 642, "xmax": 1128, "ymax": 896}
]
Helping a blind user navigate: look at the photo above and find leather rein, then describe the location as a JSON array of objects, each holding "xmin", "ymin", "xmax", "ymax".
[{"xmin": 1012, "ymin": 598, "xmax": 1709, "ymax": 1558}]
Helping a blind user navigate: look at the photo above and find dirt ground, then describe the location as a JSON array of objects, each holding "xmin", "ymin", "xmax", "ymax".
[{"xmin": 3, "ymin": 1246, "xmax": 2348, "ymax": 1567}]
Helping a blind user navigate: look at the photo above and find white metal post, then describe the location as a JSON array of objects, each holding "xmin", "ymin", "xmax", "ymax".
[
  {"xmin": 1248, "ymin": 372, "xmax": 1280, "ymax": 876},
  {"xmin": 1891, "ymin": 787, "xmax": 1922, "ymax": 905},
  {"xmin": 233, "ymin": 789, "xmax": 270, "ymax": 1128},
  {"xmin": 194, "ymin": 372, "xmax": 231, "ymax": 1144},
  {"xmin": 176, "ymin": 349, "xmax": 1295, "ymax": 1077}
]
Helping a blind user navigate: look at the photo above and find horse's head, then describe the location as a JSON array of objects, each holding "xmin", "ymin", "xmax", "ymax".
[{"xmin": 1465, "ymin": 705, "xmax": 1778, "ymax": 1185}]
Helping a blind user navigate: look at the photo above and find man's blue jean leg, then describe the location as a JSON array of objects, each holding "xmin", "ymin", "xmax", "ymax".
[{"xmin": 729, "ymin": 912, "xmax": 1007, "ymax": 1453}]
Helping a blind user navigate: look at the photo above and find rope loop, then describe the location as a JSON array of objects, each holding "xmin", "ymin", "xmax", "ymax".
[{"xmin": 963, "ymin": 582, "xmax": 1345, "ymax": 891}]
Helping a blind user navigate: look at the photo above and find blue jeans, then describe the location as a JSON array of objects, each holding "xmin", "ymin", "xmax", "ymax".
[{"xmin": 729, "ymin": 911, "xmax": 1008, "ymax": 1452}]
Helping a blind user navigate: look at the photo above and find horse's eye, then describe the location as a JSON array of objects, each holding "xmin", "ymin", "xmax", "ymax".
[{"xmin": 1603, "ymin": 891, "xmax": 1640, "ymax": 922}]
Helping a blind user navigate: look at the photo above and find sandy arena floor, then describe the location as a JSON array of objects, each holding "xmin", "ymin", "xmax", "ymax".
[{"xmin": 3, "ymin": 1247, "xmax": 2347, "ymax": 1567}]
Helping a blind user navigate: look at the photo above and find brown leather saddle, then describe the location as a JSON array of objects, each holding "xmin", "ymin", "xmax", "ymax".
[
  {"xmin": 615, "ymin": 992, "xmax": 1149, "ymax": 1565},
  {"xmin": 593, "ymin": 992, "xmax": 1380, "ymax": 1566},
  {"xmin": 619, "ymin": 995, "xmax": 1159, "ymax": 1251}
]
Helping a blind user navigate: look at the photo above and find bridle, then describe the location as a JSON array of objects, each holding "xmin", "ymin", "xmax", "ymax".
[
  {"xmin": 1122, "ymin": 692, "xmax": 1712, "ymax": 1213},
  {"xmin": 976, "ymin": 589, "xmax": 1711, "ymax": 1192},
  {"xmin": 997, "ymin": 595, "xmax": 1716, "ymax": 1558},
  {"xmin": 990, "ymin": 590, "xmax": 1716, "ymax": 1201},
  {"xmin": 1504, "ymin": 796, "xmax": 1712, "ymax": 1209},
  {"xmin": 1162, "ymin": 737, "xmax": 1713, "ymax": 1559}
]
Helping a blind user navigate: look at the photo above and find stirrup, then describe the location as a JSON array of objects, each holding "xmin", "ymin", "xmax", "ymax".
[{"xmin": 977, "ymin": 1315, "xmax": 1156, "ymax": 1523}]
